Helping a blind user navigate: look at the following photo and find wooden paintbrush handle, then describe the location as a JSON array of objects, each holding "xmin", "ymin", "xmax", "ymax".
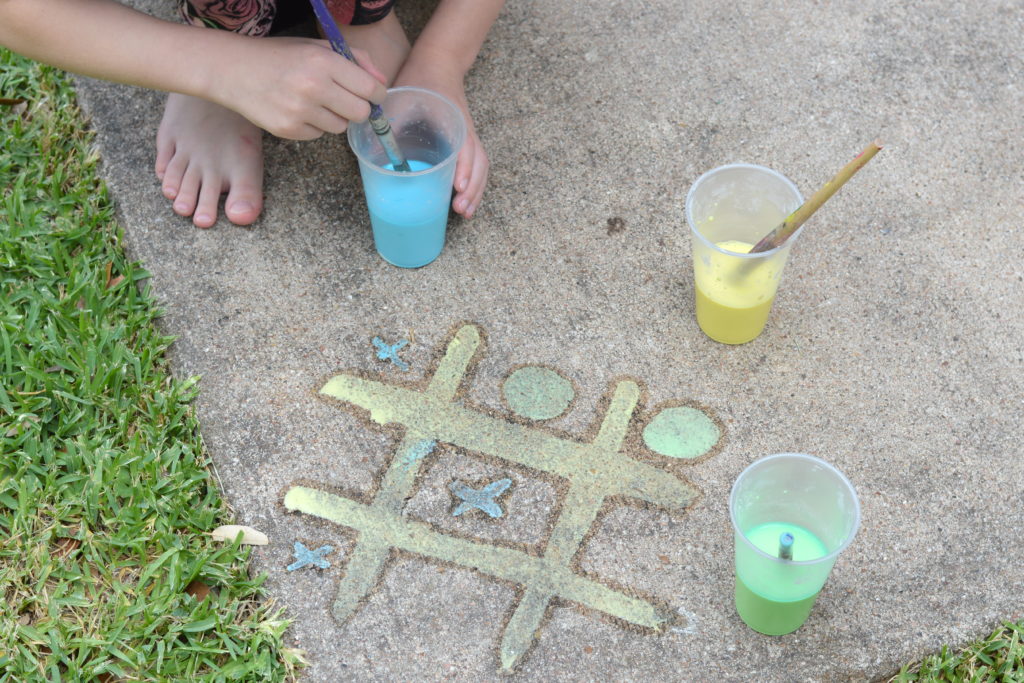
[{"xmin": 750, "ymin": 140, "xmax": 883, "ymax": 253}]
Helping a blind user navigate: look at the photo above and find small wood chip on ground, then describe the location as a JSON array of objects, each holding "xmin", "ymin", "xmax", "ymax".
[{"xmin": 210, "ymin": 525, "xmax": 269, "ymax": 545}]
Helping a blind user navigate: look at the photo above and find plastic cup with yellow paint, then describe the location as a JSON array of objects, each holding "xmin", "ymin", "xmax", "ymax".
[{"xmin": 685, "ymin": 164, "xmax": 804, "ymax": 344}]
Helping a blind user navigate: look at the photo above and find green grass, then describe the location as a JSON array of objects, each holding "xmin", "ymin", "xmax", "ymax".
[
  {"xmin": 0, "ymin": 51, "xmax": 303, "ymax": 681},
  {"xmin": 889, "ymin": 621, "xmax": 1024, "ymax": 682}
]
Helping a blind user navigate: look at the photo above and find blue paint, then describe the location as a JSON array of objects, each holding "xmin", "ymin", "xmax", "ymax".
[
  {"xmin": 287, "ymin": 541, "xmax": 334, "ymax": 571},
  {"xmin": 402, "ymin": 439, "xmax": 437, "ymax": 468},
  {"xmin": 372, "ymin": 337, "xmax": 409, "ymax": 371},
  {"xmin": 450, "ymin": 478, "xmax": 512, "ymax": 518},
  {"xmin": 363, "ymin": 159, "xmax": 448, "ymax": 268}
]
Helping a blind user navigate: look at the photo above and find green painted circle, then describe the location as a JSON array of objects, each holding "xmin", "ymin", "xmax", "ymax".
[
  {"xmin": 642, "ymin": 406, "xmax": 720, "ymax": 459},
  {"xmin": 502, "ymin": 366, "xmax": 575, "ymax": 421}
]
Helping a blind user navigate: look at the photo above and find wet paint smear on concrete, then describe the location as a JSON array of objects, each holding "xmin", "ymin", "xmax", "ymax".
[
  {"xmin": 287, "ymin": 542, "xmax": 334, "ymax": 571},
  {"xmin": 450, "ymin": 478, "xmax": 512, "ymax": 518},
  {"xmin": 372, "ymin": 336, "xmax": 410, "ymax": 371},
  {"xmin": 503, "ymin": 365, "xmax": 574, "ymax": 420},
  {"xmin": 642, "ymin": 406, "xmax": 721, "ymax": 459},
  {"xmin": 284, "ymin": 323, "xmax": 723, "ymax": 672}
]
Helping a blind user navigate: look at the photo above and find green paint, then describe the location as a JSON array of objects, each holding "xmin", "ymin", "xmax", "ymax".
[
  {"xmin": 735, "ymin": 575, "xmax": 818, "ymax": 636},
  {"xmin": 319, "ymin": 373, "xmax": 692, "ymax": 507},
  {"xmin": 285, "ymin": 324, "xmax": 719, "ymax": 671},
  {"xmin": 642, "ymin": 406, "xmax": 720, "ymax": 459},
  {"xmin": 502, "ymin": 366, "xmax": 575, "ymax": 420},
  {"xmin": 733, "ymin": 522, "xmax": 829, "ymax": 634}
]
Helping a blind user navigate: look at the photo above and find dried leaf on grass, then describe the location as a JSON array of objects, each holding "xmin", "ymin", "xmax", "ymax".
[
  {"xmin": 184, "ymin": 579, "xmax": 212, "ymax": 601},
  {"xmin": 53, "ymin": 537, "xmax": 81, "ymax": 559},
  {"xmin": 210, "ymin": 525, "xmax": 268, "ymax": 545},
  {"xmin": 6, "ymin": 414, "xmax": 40, "ymax": 436},
  {"xmin": 0, "ymin": 97, "xmax": 28, "ymax": 117},
  {"xmin": 104, "ymin": 261, "xmax": 125, "ymax": 289}
]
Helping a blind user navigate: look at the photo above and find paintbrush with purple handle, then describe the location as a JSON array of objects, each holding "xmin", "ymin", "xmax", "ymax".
[{"xmin": 308, "ymin": 0, "xmax": 411, "ymax": 172}]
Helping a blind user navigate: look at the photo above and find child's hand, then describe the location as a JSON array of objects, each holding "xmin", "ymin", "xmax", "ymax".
[
  {"xmin": 450, "ymin": 113, "xmax": 488, "ymax": 219},
  {"xmin": 394, "ymin": 60, "xmax": 488, "ymax": 219},
  {"xmin": 214, "ymin": 36, "xmax": 388, "ymax": 140}
]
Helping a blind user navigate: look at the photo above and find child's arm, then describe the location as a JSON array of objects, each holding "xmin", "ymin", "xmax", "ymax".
[
  {"xmin": 407, "ymin": 0, "xmax": 506, "ymax": 79},
  {"xmin": 394, "ymin": 0, "xmax": 506, "ymax": 218},
  {"xmin": 0, "ymin": 0, "xmax": 387, "ymax": 139}
]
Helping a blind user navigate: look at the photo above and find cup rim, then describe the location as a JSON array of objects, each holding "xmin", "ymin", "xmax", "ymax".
[
  {"xmin": 728, "ymin": 452, "xmax": 861, "ymax": 566},
  {"xmin": 685, "ymin": 163, "xmax": 804, "ymax": 259},
  {"xmin": 346, "ymin": 86, "xmax": 466, "ymax": 176}
]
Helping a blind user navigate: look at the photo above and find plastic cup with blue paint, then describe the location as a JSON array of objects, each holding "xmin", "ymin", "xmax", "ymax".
[
  {"xmin": 347, "ymin": 87, "xmax": 466, "ymax": 268},
  {"xmin": 729, "ymin": 453, "xmax": 860, "ymax": 635}
]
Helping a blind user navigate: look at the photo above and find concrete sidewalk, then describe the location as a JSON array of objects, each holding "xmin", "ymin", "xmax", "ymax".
[{"xmin": 74, "ymin": 0, "xmax": 1023, "ymax": 679}]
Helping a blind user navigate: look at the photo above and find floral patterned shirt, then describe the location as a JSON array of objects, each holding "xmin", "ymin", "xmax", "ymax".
[{"xmin": 179, "ymin": 0, "xmax": 396, "ymax": 37}]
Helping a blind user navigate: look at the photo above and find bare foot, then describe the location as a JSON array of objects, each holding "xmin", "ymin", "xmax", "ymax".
[{"xmin": 156, "ymin": 93, "xmax": 264, "ymax": 228}]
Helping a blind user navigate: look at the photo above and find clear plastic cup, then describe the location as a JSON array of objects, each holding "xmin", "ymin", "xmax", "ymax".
[
  {"xmin": 729, "ymin": 453, "xmax": 861, "ymax": 635},
  {"xmin": 347, "ymin": 87, "xmax": 466, "ymax": 268},
  {"xmin": 685, "ymin": 164, "xmax": 804, "ymax": 344}
]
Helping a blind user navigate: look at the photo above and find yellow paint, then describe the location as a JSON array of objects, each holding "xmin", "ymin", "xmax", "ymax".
[
  {"xmin": 695, "ymin": 287, "xmax": 774, "ymax": 345},
  {"xmin": 694, "ymin": 239, "xmax": 779, "ymax": 345}
]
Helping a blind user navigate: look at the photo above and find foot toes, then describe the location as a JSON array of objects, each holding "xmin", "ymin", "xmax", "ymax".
[
  {"xmin": 193, "ymin": 174, "xmax": 225, "ymax": 229},
  {"xmin": 161, "ymin": 154, "xmax": 188, "ymax": 201},
  {"xmin": 157, "ymin": 95, "xmax": 264, "ymax": 228},
  {"xmin": 225, "ymin": 193, "xmax": 262, "ymax": 226},
  {"xmin": 224, "ymin": 166, "xmax": 263, "ymax": 226},
  {"xmin": 155, "ymin": 138, "xmax": 174, "ymax": 181},
  {"xmin": 172, "ymin": 167, "xmax": 201, "ymax": 218}
]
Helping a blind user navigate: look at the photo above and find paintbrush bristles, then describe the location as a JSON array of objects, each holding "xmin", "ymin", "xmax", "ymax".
[{"xmin": 749, "ymin": 140, "xmax": 883, "ymax": 254}]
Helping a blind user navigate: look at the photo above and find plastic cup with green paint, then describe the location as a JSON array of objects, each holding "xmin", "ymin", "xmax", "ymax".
[{"xmin": 729, "ymin": 453, "xmax": 860, "ymax": 635}]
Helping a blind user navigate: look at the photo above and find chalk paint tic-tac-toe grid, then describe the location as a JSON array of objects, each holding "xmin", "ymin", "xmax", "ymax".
[{"xmin": 283, "ymin": 322, "xmax": 724, "ymax": 671}]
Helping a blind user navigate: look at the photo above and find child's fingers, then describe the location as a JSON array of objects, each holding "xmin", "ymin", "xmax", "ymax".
[
  {"xmin": 453, "ymin": 140, "xmax": 473, "ymax": 195},
  {"xmin": 333, "ymin": 61, "xmax": 388, "ymax": 105},
  {"xmin": 453, "ymin": 137, "xmax": 489, "ymax": 218},
  {"xmin": 305, "ymin": 41, "xmax": 387, "ymax": 103},
  {"xmin": 463, "ymin": 147, "xmax": 488, "ymax": 218},
  {"xmin": 309, "ymin": 107, "xmax": 353, "ymax": 135},
  {"xmin": 350, "ymin": 48, "xmax": 389, "ymax": 89},
  {"xmin": 306, "ymin": 46, "xmax": 386, "ymax": 105},
  {"xmin": 452, "ymin": 144, "xmax": 474, "ymax": 215},
  {"xmin": 319, "ymin": 86, "xmax": 373, "ymax": 125}
]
